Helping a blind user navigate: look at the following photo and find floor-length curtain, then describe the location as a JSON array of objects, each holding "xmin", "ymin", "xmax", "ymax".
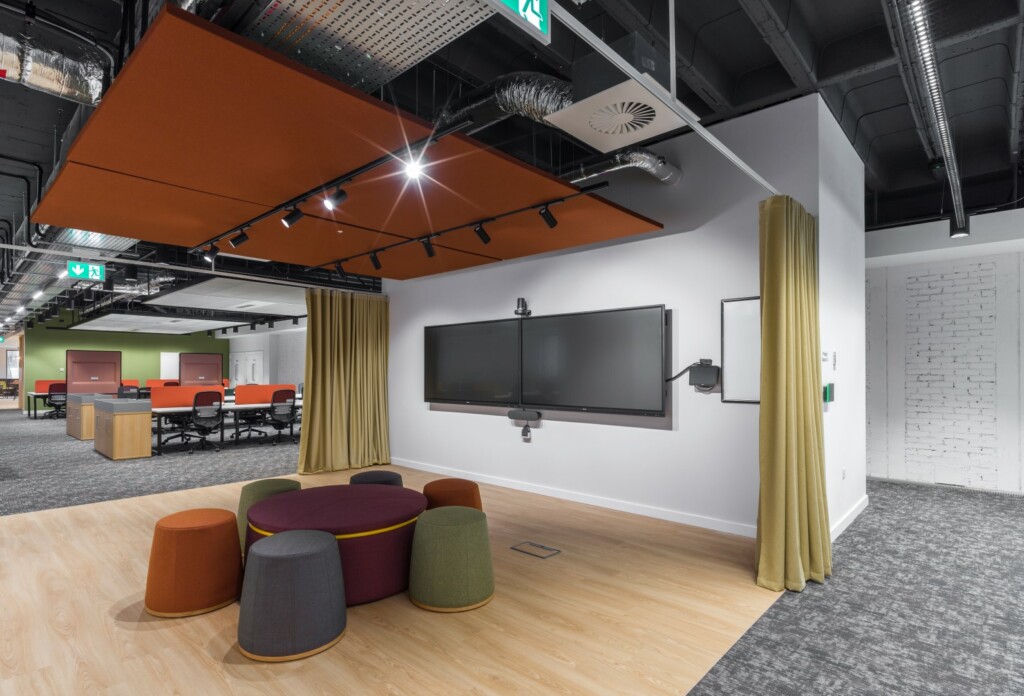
[
  {"xmin": 298, "ymin": 289, "xmax": 390, "ymax": 474},
  {"xmin": 755, "ymin": 195, "xmax": 831, "ymax": 592}
]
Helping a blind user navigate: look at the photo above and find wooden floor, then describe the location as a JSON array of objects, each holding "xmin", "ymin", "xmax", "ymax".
[{"xmin": 0, "ymin": 466, "xmax": 779, "ymax": 695}]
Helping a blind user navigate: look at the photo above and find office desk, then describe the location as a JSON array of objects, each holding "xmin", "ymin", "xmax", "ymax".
[
  {"xmin": 152, "ymin": 400, "xmax": 302, "ymax": 455},
  {"xmin": 25, "ymin": 392, "xmax": 49, "ymax": 419},
  {"xmin": 67, "ymin": 393, "xmax": 98, "ymax": 440},
  {"xmin": 95, "ymin": 399, "xmax": 153, "ymax": 460}
]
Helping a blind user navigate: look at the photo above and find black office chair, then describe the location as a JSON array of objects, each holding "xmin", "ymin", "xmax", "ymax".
[
  {"xmin": 117, "ymin": 385, "xmax": 140, "ymax": 399},
  {"xmin": 267, "ymin": 389, "xmax": 298, "ymax": 445},
  {"xmin": 42, "ymin": 382, "xmax": 67, "ymax": 419},
  {"xmin": 182, "ymin": 391, "xmax": 223, "ymax": 454},
  {"xmin": 231, "ymin": 406, "xmax": 268, "ymax": 444},
  {"xmin": 164, "ymin": 381, "xmax": 179, "ymax": 387}
]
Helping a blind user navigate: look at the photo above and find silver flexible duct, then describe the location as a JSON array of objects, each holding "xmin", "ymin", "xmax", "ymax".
[
  {"xmin": 0, "ymin": 30, "xmax": 105, "ymax": 105},
  {"xmin": 566, "ymin": 147, "xmax": 682, "ymax": 185},
  {"xmin": 437, "ymin": 71, "xmax": 681, "ymax": 185}
]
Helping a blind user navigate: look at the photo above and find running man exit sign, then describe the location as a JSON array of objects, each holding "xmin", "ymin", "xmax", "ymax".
[
  {"xmin": 67, "ymin": 261, "xmax": 105, "ymax": 281},
  {"xmin": 485, "ymin": 0, "xmax": 550, "ymax": 45}
]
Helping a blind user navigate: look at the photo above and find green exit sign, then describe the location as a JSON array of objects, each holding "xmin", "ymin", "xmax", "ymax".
[
  {"xmin": 0, "ymin": 336, "xmax": 4, "ymax": 343},
  {"xmin": 67, "ymin": 261, "xmax": 105, "ymax": 281},
  {"xmin": 487, "ymin": 0, "xmax": 550, "ymax": 44}
]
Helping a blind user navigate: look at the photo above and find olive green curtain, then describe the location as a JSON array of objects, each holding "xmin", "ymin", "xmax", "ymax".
[
  {"xmin": 298, "ymin": 289, "xmax": 390, "ymax": 474},
  {"xmin": 755, "ymin": 195, "xmax": 831, "ymax": 592}
]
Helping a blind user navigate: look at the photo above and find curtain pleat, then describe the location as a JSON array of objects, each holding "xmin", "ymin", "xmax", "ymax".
[
  {"xmin": 298, "ymin": 289, "xmax": 390, "ymax": 474},
  {"xmin": 755, "ymin": 195, "xmax": 832, "ymax": 592}
]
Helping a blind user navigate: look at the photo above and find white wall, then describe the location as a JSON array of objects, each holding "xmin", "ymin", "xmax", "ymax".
[
  {"xmin": 866, "ymin": 255, "xmax": 1020, "ymax": 491},
  {"xmin": 224, "ymin": 326, "xmax": 306, "ymax": 386},
  {"xmin": 817, "ymin": 100, "xmax": 869, "ymax": 535},
  {"xmin": 387, "ymin": 94, "xmax": 867, "ymax": 538}
]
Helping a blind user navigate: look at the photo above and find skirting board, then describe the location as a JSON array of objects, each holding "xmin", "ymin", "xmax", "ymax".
[
  {"xmin": 830, "ymin": 494, "xmax": 869, "ymax": 541},
  {"xmin": 391, "ymin": 457, "xmax": 757, "ymax": 538}
]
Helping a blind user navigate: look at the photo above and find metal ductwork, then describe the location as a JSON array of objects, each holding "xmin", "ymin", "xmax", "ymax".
[
  {"xmin": 564, "ymin": 147, "xmax": 681, "ymax": 185},
  {"xmin": 0, "ymin": 29, "xmax": 105, "ymax": 106},
  {"xmin": 436, "ymin": 72, "xmax": 681, "ymax": 185}
]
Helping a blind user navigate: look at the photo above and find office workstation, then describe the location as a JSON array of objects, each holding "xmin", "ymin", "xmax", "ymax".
[{"xmin": 5, "ymin": 1, "xmax": 1024, "ymax": 693}]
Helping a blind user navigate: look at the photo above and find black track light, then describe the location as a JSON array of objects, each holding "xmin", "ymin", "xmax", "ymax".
[
  {"xmin": 232, "ymin": 326, "xmax": 238, "ymax": 333},
  {"xmin": 474, "ymin": 223, "xmax": 491, "ymax": 245},
  {"xmin": 421, "ymin": 238, "xmax": 436, "ymax": 258},
  {"xmin": 250, "ymin": 323, "xmax": 256, "ymax": 331},
  {"xmin": 203, "ymin": 244, "xmax": 221, "ymax": 263},
  {"xmin": 281, "ymin": 208, "xmax": 304, "ymax": 228},
  {"xmin": 369, "ymin": 251, "xmax": 382, "ymax": 270},
  {"xmin": 323, "ymin": 187, "xmax": 348, "ymax": 211},
  {"xmin": 334, "ymin": 261, "xmax": 346, "ymax": 278},
  {"xmin": 539, "ymin": 205, "xmax": 558, "ymax": 229},
  {"xmin": 269, "ymin": 320, "xmax": 275, "ymax": 329},
  {"xmin": 26, "ymin": 320, "xmax": 33, "ymax": 329},
  {"xmin": 228, "ymin": 231, "xmax": 249, "ymax": 248},
  {"xmin": 207, "ymin": 330, "xmax": 213, "ymax": 337},
  {"xmin": 221, "ymin": 328, "xmax": 227, "ymax": 335},
  {"xmin": 292, "ymin": 317, "xmax": 299, "ymax": 326}
]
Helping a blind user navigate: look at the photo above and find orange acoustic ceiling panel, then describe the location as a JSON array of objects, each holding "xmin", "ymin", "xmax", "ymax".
[{"xmin": 33, "ymin": 6, "xmax": 662, "ymax": 280}]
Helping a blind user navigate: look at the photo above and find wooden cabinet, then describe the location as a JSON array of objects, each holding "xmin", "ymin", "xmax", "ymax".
[
  {"xmin": 94, "ymin": 400, "xmax": 152, "ymax": 460},
  {"xmin": 67, "ymin": 401, "xmax": 95, "ymax": 440}
]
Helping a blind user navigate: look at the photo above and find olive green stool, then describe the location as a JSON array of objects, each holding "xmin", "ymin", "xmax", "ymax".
[
  {"xmin": 409, "ymin": 506, "xmax": 494, "ymax": 612},
  {"xmin": 236, "ymin": 478, "xmax": 301, "ymax": 551}
]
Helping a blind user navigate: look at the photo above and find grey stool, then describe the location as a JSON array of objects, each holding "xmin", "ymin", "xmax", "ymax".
[
  {"xmin": 238, "ymin": 530, "xmax": 346, "ymax": 662},
  {"xmin": 349, "ymin": 469, "xmax": 403, "ymax": 487}
]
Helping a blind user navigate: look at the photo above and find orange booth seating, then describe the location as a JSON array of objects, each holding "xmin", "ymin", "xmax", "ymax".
[
  {"xmin": 121, "ymin": 379, "xmax": 140, "ymax": 387},
  {"xmin": 234, "ymin": 385, "xmax": 296, "ymax": 405},
  {"xmin": 146, "ymin": 379, "xmax": 180, "ymax": 388},
  {"xmin": 150, "ymin": 386, "xmax": 225, "ymax": 409},
  {"xmin": 34, "ymin": 379, "xmax": 65, "ymax": 393}
]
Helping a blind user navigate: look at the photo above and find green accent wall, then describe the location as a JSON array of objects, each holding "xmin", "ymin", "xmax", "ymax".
[{"xmin": 23, "ymin": 312, "xmax": 228, "ymax": 409}]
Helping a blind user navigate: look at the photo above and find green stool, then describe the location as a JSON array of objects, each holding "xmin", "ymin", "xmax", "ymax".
[
  {"xmin": 409, "ymin": 506, "xmax": 494, "ymax": 612},
  {"xmin": 237, "ymin": 479, "xmax": 301, "ymax": 551}
]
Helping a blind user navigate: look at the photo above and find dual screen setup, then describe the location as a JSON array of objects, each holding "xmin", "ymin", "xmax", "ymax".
[{"xmin": 425, "ymin": 300, "xmax": 720, "ymax": 421}]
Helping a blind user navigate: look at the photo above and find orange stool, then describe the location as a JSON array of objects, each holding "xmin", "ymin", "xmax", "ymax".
[
  {"xmin": 145, "ymin": 508, "xmax": 242, "ymax": 617},
  {"xmin": 422, "ymin": 478, "xmax": 483, "ymax": 511}
]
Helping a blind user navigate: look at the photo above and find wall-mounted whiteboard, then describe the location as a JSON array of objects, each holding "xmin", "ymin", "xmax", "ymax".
[{"xmin": 721, "ymin": 297, "xmax": 761, "ymax": 403}]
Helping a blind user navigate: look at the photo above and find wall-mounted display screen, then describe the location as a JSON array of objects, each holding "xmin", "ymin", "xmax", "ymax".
[
  {"xmin": 424, "ymin": 319, "xmax": 519, "ymax": 405},
  {"xmin": 521, "ymin": 306, "xmax": 665, "ymax": 415},
  {"xmin": 424, "ymin": 305, "xmax": 666, "ymax": 416}
]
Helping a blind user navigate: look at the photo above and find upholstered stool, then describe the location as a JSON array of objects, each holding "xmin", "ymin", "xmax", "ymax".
[
  {"xmin": 423, "ymin": 477, "xmax": 483, "ymax": 511},
  {"xmin": 238, "ymin": 530, "xmax": 346, "ymax": 662},
  {"xmin": 409, "ymin": 506, "xmax": 494, "ymax": 612},
  {"xmin": 145, "ymin": 508, "xmax": 242, "ymax": 617},
  {"xmin": 349, "ymin": 469, "xmax": 403, "ymax": 487},
  {"xmin": 236, "ymin": 478, "xmax": 301, "ymax": 550}
]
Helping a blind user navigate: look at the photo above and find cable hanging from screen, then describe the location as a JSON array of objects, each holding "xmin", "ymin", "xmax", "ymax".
[{"xmin": 666, "ymin": 359, "xmax": 719, "ymax": 392}]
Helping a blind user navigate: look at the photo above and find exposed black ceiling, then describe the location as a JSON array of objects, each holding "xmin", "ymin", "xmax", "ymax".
[{"xmin": 1, "ymin": 0, "xmax": 1022, "ymax": 238}]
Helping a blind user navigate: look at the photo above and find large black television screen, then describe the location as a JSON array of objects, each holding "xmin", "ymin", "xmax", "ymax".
[
  {"xmin": 521, "ymin": 306, "xmax": 665, "ymax": 415},
  {"xmin": 424, "ymin": 319, "xmax": 519, "ymax": 405}
]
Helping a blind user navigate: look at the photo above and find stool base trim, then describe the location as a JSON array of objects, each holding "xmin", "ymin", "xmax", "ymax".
[
  {"xmin": 410, "ymin": 593, "xmax": 494, "ymax": 613},
  {"xmin": 238, "ymin": 627, "xmax": 347, "ymax": 662},
  {"xmin": 144, "ymin": 595, "xmax": 238, "ymax": 618}
]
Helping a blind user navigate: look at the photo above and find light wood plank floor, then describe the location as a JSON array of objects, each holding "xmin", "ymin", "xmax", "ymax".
[{"xmin": 0, "ymin": 466, "xmax": 779, "ymax": 695}]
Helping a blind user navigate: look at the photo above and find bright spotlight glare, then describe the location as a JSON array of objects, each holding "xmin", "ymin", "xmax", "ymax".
[{"xmin": 404, "ymin": 160, "xmax": 423, "ymax": 179}]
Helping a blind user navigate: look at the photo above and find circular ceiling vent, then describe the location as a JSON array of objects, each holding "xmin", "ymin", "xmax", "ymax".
[{"xmin": 588, "ymin": 101, "xmax": 657, "ymax": 135}]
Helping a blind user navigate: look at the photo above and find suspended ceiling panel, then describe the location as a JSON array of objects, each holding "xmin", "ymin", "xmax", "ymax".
[
  {"xmin": 70, "ymin": 313, "xmax": 238, "ymax": 334},
  {"xmin": 144, "ymin": 278, "xmax": 308, "ymax": 316},
  {"xmin": 34, "ymin": 7, "xmax": 662, "ymax": 280}
]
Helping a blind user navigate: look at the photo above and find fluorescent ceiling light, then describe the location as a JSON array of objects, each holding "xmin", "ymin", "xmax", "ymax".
[
  {"xmin": 32, "ymin": 290, "xmax": 42, "ymax": 299},
  {"xmin": 57, "ymin": 270, "xmax": 68, "ymax": 279},
  {"xmin": 15, "ymin": 306, "xmax": 24, "ymax": 313}
]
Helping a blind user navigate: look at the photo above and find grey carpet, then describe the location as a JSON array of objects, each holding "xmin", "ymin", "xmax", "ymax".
[
  {"xmin": 692, "ymin": 479, "xmax": 1024, "ymax": 695},
  {"xmin": 0, "ymin": 410, "xmax": 296, "ymax": 516}
]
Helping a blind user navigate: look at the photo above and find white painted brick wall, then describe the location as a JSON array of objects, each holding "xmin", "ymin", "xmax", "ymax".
[{"xmin": 901, "ymin": 261, "xmax": 999, "ymax": 488}]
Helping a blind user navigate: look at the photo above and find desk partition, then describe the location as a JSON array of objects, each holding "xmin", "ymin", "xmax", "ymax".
[
  {"xmin": 234, "ymin": 384, "xmax": 296, "ymax": 404},
  {"xmin": 66, "ymin": 350, "xmax": 121, "ymax": 395},
  {"xmin": 150, "ymin": 385, "xmax": 225, "ymax": 409}
]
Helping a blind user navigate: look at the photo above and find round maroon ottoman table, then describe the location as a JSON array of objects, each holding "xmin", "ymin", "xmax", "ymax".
[{"xmin": 246, "ymin": 484, "xmax": 427, "ymax": 606}]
